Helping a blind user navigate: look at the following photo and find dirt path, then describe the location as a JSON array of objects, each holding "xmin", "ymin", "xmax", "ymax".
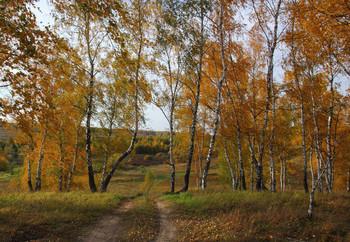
[
  {"xmin": 78, "ymin": 199, "xmax": 133, "ymax": 242},
  {"xmin": 155, "ymin": 201, "xmax": 177, "ymax": 242}
]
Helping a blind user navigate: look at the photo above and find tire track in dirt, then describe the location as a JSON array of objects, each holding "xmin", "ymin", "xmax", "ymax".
[
  {"xmin": 155, "ymin": 201, "xmax": 176, "ymax": 242},
  {"xmin": 78, "ymin": 199, "xmax": 133, "ymax": 242}
]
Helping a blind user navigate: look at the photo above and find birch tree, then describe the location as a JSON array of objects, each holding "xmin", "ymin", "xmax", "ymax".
[
  {"xmin": 250, "ymin": 0, "xmax": 284, "ymax": 190},
  {"xmin": 100, "ymin": 0, "xmax": 150, "ymax": 192},
  {"xmin": 201, "ymin": 0, "xmax": 228, "ymax": 189}
]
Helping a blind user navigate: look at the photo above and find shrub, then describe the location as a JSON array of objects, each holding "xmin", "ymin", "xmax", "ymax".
[
  {"xmin": 155, "ymin": 153, "xmax": 163, "ymax": 158},
  {"xmin": 0, "ymin": 155, "xmax": 9, "ymax": 171},
  {"xmin": 144, "ymin": 155, "xmax": 153, "ymax": 161},
  {"xmin": 139, "ymin": 170, "xmax": 154, "ymax": 196}
]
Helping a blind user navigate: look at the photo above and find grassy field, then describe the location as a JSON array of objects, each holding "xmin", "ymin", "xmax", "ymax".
[
  {"xmin": 162, "ymin": 191, "xmax": 350, "ymax": 241},
  {"xmin": 0, "ymin": 156, "xmax": 349, "ymax": 241},
  {"xmin": 0, "ymin": 192, "xmax": 122, "ymax": 241}
]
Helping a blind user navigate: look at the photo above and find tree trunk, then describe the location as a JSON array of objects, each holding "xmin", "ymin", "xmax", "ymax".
[
  {"xmin": 34, "ymin": 127, "xmax": 48, "ymax": 191},
  {"xmin": 347, "ymin": 171, "xmax": 350, "ymax": 192},
  {"xmin": 291, "ymin": 16, "xmax": 309, "ymax": 193},
  {"xmin": 58, "ymin": 129, "xmax": 64, "ymax": 192},
  {"xmin": 248, "ymin": 135, "xmax": 256, "ymax": 191},
  {"xmin": 85, "ymin": 11, "xmax": 97, "ymax": 193},
  {"xmin": 100, "ymin": 2, "xmax": 143, "ymax": 191},
  {"xmin": 26, "ymin": 144, "xmax": 33, "ymax": 191},
  {"xmin": 85, "ymin": 90, "xmax": 97, "ymax": 192},
  {"xmin": 237, "ymin": 127, "xmax": 246, "ymax": 190},
  {"xmin": 311, "ymin": 76, "xmax": 323, "ymax": 192},
  {"xmin": 253, "ymin": 0, "xmax": 282, "ymax": 191},
  {"xmin": 308, "ymin": 165, "xmax": 327, "ymax": 220},
  {"xmin": 100, "ymin": 130, "xmax": 138, "ymax": 192},
  {"xmin": 280, "ymin": 155, "xmax": 283, "ymax": 191},
  {"xmin": 301, "ymin": 100, "xmax": 309, "ymax": 193},
  {"xmin": 99, "ymin": 126, "xmax": 112, "ymax": 191},
  {"xmin": 283, "ymin": 155, "xmax": 286, "ymax": 191},
  {"xmin": 224, "ymin": 140, "xmax": 237, "ymax": 190},
  {"xmin": 180, "ymin": 1, "xmax": 204, "ymax": 193},
  {"xmin": 326, "ymin": 77, "xmax": 334, "ymax": 193},
  {"xmin": 169, "ymin": 101, "xmax": 175, "ymax": 193},
  {"xmin": 201, "ymin": 0, "xmax": 226, "ymax": 190},
  {"xmin": 269, "ymin": 85, "xmax": 276, "ymax": 193},
  {"xmin": 67, "ymin": 124, "xmax": 81, "ymax": 192},
  {"xmin": 310, "ymin": 146, "xmax": 315, "ymax": 188}
]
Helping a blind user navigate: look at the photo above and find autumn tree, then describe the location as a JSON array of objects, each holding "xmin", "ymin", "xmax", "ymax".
[
  {"xmin": 153, "ymin": 0, "xmax": 185, "ymax": 192},
  {"xmin": 249, "ymin": 0, "xmax": 284, "ymax": 191}
]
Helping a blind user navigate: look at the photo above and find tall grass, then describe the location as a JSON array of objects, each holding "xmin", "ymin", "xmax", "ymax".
[
  {"xmin": 0, "ymin": 192, "xmax": 122, "ymax": 241},
  {"xmin": 163, "ymin": 191, "xmax": 350, "ymax": 241}
]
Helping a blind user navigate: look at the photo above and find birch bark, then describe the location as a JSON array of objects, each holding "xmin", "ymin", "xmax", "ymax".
[
  {"xmin": 201, "ymin": 0, "xmax": 227, "ymax": 190},
  {"xmin": 180, "ymin": 0, "xmax": 205, "ymax": 192}
]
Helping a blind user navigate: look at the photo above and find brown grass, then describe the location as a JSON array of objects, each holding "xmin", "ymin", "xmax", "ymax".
[
  {"xmin": 118, "ymin": 196, "xmax": 160, "ymax": 241},
  {"xmin": 163, "ymin": 191, "xmax": 350, "ymax": 241}
]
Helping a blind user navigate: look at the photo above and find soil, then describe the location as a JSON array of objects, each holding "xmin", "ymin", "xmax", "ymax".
[
  {"xmin": 78, "ymin": 199, "xmax": 133, "ymax": 242},
  {"xmin": 155, "ymin": 201, "xmax": 177, "ymax": 242},
  {"xmin": 78, "ymin": 199, "xmax": 176, "ymax": 242}
]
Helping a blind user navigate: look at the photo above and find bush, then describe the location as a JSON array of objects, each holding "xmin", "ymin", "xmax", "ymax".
[
  {"xmin": 139, "ymin": 170, "xmax": 154, "ymax": 196},
  {"xmin": 0, "ymin": 155, "xmax": 9, "ymax": 171},
  {"xmin": 155, "ymin": 153, "xmax": 163, "ymax": 158},
  {"xmin": 144, "ymin": 155, "xmax": 153, "ymax": 161}
]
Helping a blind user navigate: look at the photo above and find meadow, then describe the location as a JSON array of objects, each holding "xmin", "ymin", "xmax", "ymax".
[{"xmin": 0, "ymin": 158, "xmax": 349, "ymax": 241}]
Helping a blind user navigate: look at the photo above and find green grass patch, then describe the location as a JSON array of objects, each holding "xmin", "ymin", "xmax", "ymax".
[
  {"xmin": 0, "ymin": 172, "xmax": 12, "ymax": 180},
  {"xmin": 0, "ymin": 192, "xmax": 122, "ymax": 241}
]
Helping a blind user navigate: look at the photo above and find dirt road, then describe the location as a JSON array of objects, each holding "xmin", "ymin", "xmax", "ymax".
[
  {"xmin": 78, "ymin": 199, "xmax": 133, "ymax": 242},
  {"xmin": 78, "ymin": 199, "xmax": 176, "ymax": 242}
]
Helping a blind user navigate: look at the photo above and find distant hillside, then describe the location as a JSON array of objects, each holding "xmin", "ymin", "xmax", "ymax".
[
  {"xmin": 0, "ymin": 125, "xmax": 168, "ymax": 143},
  {"xmin": 138, "ymin": 130, "xmax": 169, "ymax": 137}
]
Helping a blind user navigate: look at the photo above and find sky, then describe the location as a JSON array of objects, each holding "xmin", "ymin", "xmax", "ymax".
[{"xmin": 32, "ymin": 0, "xmax": 169, "ymax": 131}]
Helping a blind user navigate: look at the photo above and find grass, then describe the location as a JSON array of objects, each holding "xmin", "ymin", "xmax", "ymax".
[
  {"xmin": 0, "ymin": 156, "xmax": 349, "ymax": 241},
  {"xmin": 162, "ymin": 190, "xmax": 350, "ymax": 241},
  {"xmin": 0, "ymin": 192, "xmax": 122, "ymax": 241},
  {"xmin": 119, "ymin": 196, "xmax": 160, "ymax": 241}
]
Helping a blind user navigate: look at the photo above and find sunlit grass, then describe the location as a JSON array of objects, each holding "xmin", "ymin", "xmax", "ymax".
[
  {"xmin": 162, "ymin": 190, "xmax": 350, "ymax": 241},
  {"xmin": 0, "ymin": 192, "xmax": 122, "ymax": 241}
]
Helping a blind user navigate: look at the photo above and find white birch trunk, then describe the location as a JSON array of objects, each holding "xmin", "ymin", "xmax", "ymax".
[
  {"xmin": 201, "ymin": 0, "xmax": 226, "ymax": 189},
  {"xmin": 67, "ymin": 123, "xmax": 81, "ymax": 192},
  {"xmin": 224, "ymin": 140, "xmax": 237, "ymax": 190}
]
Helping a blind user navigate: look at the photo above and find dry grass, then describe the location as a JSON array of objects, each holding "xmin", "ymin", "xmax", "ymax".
[
  {"xmin": 0, "ymin": 192, "xmax": 122, "ymax": 241},
  {"xmin": 163, "ymin": 191, "xmax": 350, "ymax": 241},
  {"xmin": 0, "ymin": 156, "xmax": 348, "ymax": 241},
  {"xmin": 118, "ymin": 196, "xmax": 160, "ymax": 241}
]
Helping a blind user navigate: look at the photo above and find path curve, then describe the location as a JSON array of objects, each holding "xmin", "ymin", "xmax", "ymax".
[
  {"xmin": 155, "ymin": 201, "xmax": 177, "ymax": 242},
  {"xmin": 78, "ymin": 199, "xmax": 133, "ymax": 242}
]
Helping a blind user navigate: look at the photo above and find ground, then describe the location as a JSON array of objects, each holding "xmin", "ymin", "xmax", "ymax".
[{"xmin": 0, "ymin": 156, "xmax": 349, "ymax": 241}]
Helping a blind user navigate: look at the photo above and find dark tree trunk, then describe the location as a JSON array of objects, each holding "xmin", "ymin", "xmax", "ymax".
[
  {"xmin": 180, "ymin": 2, "xmax": 205, "ymax": 193},
  {"xmin": 26, "ymin": 144, "xmax": 33, "ymax": 191},
  {"xmin": 34, "ymin": 127, "xmax": 48, "ymax": 191}
]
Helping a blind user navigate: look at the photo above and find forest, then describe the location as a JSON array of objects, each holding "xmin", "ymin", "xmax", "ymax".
[{"xmin": 0, "ymin": 0, "xmax": 349, "ymax": 241}]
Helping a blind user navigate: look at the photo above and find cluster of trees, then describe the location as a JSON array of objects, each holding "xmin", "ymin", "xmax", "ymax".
[
  {"xmin": 0, "ymin": 0, "xmax": 349, "ymax": 216},
  {"xmin": 0, "ymin": 137, "xmax": 22, "ymax": 171},
  {"xmin": 134, "ymin": 136, "xmax": 170, "ymax": 155}
]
